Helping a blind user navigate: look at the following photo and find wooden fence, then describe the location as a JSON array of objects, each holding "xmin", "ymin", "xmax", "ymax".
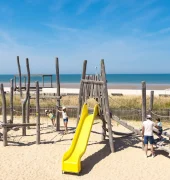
[{"xmin": 0, "ymin": 106, "xmax": 170, "ymax": 121}]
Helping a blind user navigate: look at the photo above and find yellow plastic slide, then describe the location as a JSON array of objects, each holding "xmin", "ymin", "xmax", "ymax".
[{"xmin": 62, "ymin": 103, "xmax": 98, "ymax": 174}]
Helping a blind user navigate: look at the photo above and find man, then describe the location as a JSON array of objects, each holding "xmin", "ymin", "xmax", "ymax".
[{"xmin": 142, "ymin": 114, "xmax": 155, "ymax": 158}]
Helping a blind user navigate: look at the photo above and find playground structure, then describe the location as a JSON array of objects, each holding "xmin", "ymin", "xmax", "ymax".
[{"xmin": 0, "ymin": 56, "xmax": 170, "ymax": 175}]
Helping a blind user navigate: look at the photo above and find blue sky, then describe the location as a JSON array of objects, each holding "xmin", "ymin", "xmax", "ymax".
[{"xmin": 0, "ymin": 0, "xmax": 170, "ymax": 74}]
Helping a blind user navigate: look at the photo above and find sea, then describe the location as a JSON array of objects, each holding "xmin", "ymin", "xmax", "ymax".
[{"xmin": 0, "ymin": 74, "xmax": 170, "ymax": 84}]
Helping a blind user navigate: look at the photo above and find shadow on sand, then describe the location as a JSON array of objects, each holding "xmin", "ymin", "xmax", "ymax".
[{"xmin": 80, "ymin": 135, "xmax": 141, "ymax": 176}]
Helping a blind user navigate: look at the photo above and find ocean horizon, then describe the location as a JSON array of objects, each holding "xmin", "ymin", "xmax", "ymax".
[{"xmin": 0, "ymin": 74, "xmax": 170, "ymax": 84}]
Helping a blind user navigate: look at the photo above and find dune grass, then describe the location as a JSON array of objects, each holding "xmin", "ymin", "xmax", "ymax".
[{"xmin": 1, "ymin": 94, "xmax": 170, "ymax": 110}]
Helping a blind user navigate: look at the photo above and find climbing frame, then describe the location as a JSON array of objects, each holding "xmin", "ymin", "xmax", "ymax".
[{"xmin": 76, "ymin": 59, "xmax": 115, "ymax": 153}]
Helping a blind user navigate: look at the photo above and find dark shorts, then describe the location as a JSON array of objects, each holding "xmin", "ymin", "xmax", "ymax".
[
  {"xmin": 158, "ymin": 129, "xmax": 162, "ymax": 136},
  {"xmin": 144, "ymin": 136, "xmax": 154, "ymax": 145},
  {"xmin": 63, "ymin": 118, "xmax": 68, "ymax": 122}
]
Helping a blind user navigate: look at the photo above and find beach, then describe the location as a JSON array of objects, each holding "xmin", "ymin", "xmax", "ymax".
[
  {"xmin": 2, "ymin": 82, "xmax": 170, "ymax": 90},
  {"xmin": 2, "ymin": 82, "xmax": 170, "ymax": 97},
  {"xmin": 0, "ymin": 117, "xmax": 170, "ymax": 180}
]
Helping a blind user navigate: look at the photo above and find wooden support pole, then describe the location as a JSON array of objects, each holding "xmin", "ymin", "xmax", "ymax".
[
  {"xmin": 36, "ymin": 81, "xmax": 40, "ymax": 144},
  {"xmin": 77, "ymin": 60, "xmax": 87, "ymax": 125},
  {"xmin": 24, "ymin": 76, "xmax": 26, "ymax": 89},
  {"xmin": 22, "ymin": 58, "xmax": 31, "ymax": 136},
  {"xmin": 51, "ymin": 76, "xmax": 52, "ymax": 87},
  {"xmin": 26, "ymin": 95, "xmax": 30, "ymax": 129},
  {"xmin": 10, "ymin": 79, "xmax": 14, "ymax": 123},
  {"xmin": 149, "ymin": 91, "xmax": 154, "ymax": 113},
  {"xmin": 101, "ymin": 59, "xmax": 115, "ymax": 153},
  {"xmin": 142, "ymin": 81, "xmax": 146, "ymax": 121},
  {"xmin": 14, "ymin": 76, "xmax": 16, "ymax": 90},
  {"xmin": 42, "ymin": 76, "xmax": 44, "ymax": 88},
  {"xmin": 56, "ymin": 57, "xmax": 61, "ymax": 131},
  {"xmin": 1, "ymin": 84, "xmax": 7, "ymax": 146},
  {"xmin": 17, "ymin": 56, "xmax": 22, "ymax": 98}
]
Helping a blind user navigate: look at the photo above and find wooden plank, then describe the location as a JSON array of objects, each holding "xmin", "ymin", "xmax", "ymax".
[
  {"xmin": 142, "ymin": 81, "xmax": 146, "ymax": 122},
  {"xmin": 112, "ymin": 115, "xmax": 142, "ymax": 136},
  {"xmin": 36, "ymin": 81, "xmax": 40, "ymax": 144},
  {"xmin": 153, "ymin": 127, "xmax": 170, "ymax": 138},
  {"xmin": 1, "ymin": 123, "xmax": 36, "ymax": 128},
  {"xmin": 55, "ymin": 57, "xmax": 61, "ymax": 131},
  {"xmin": 1, "ymin": 84, "xmax": 7, "ymax": 146}
]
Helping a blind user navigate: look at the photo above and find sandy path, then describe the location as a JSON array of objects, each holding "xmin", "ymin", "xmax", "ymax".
[{"xmin": 0, "ymin": 119, "xmax": 170, "ymax": 180}]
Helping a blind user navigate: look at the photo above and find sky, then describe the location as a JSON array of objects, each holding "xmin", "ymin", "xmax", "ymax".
[{"xmin": 1, "ymin": 0, "xmax": 170, "ymax": 74}]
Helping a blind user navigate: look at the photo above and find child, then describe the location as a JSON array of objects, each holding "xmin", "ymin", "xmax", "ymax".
[
  {"xmin": 45, "ymin": 110, "xmax": 56, "ymax": 127},
  {"xmin": 155, "ymin": 118, "xmax": 163, "ymax": 140},
  {"xmin": 58, "ymin": 106, "xmax": 68, "ymax": 134}
]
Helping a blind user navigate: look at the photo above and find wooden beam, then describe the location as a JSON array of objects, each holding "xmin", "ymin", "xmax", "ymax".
[
  {"xmin": 10, "ymin": 79, "xmax": 14, "ymax": 123},
  {"xmin": 101, "ymin": 59, "xmax": 115, "ymax": 153},
  {"xmin": 77, "ymin": 60, "xmax": 87, "ymax": 125},
  {"xmin": 1, "ymin": 123, "xmax": 36, "ymax": 128},
  {"xmin": 22, "ymin": 58, "xmax": 31, "ymax": 136},
  {"xmin": 81, "ymin": 79, "xmax": 104, "ymax": 85},
  {"xmin": 149, "ymin": 91, "xmax": 154, "ymax": 113},
  {"xmin": 112, "ymin": 116, "xmax": 142, "ymax": 136},
  {"xmin": 1, "ymin": 84, "xmax": 7, "ymax": 146},
  {"xmin": 56, "ymin": 57, "xmax": 61, "ymax": 131},
  {"xmin": 17, "ymin": 56, "xmax": 22, "ymax": 98},
  {"xmin": 142, "ymin": 81, "xmax": 146, "ymax": 121},
  {"xmin": 36, "ymin": 81, "xmax": 40, "ymax": 144},
  {"xmin": 26, "ymin": 95, "xmax": 30, "ymax": 129}
]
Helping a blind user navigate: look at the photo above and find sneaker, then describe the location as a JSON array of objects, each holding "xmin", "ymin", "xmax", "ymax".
[
  {"xmin": 145, "ymin": 155, "xmax": 148, "ymax": 158},
  {"xmin": 152, "ymin": 154, "xmax": 155, "ymax": 158}
]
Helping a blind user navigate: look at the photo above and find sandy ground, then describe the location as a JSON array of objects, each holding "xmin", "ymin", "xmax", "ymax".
[{"xmin": 0, "ymin": 117, "xmax": 170, "ymax": 180}]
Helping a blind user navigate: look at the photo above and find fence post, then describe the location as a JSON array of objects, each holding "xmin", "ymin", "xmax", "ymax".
[
  {"xmin": 142, "ymin": 81, "xmax": 146, "ymax": 121},
  {"xmin": 36, "ymin": 81, "xmax": 40, "ymax": 144},
  {"xmin": 10, "ymin": 79, "xmax": 14, "ymax": 123},
  {"xmin": 149, "ymin": 91, "xmax": 154, "ymax": 114},
  {"xmin": 1, "ymin": 84, "xmax": 7, "ymax": 146}
]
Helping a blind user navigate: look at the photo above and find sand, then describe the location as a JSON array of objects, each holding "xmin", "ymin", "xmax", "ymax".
[{"xmin": 0, "ymin": 118, "xmax": 170, "ymax": 180}]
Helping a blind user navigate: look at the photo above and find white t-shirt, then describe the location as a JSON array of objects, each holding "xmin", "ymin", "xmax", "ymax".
[
  {"xmin": 62, "ymin": 111, "xmax": 68, "ymax": 119},
  {"xmin": 143, "ymin": 119, "xmax": 155, "ymax": 136}
]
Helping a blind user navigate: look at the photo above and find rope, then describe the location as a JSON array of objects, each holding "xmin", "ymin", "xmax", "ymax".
[{"xmin": 151, "ymin": 111, "xmax": 170, "ymax": 118}]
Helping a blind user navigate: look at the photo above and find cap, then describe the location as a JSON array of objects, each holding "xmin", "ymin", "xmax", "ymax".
[
  {"xmin": 146, "ymin": 114, "xmax": 152, "ymax": 119},
  {"xmin": 45, "ymin": 110, "xmax": 48, "ymax": 113},
  {"xmin": 62, "ymin": 106, "xmax": 66, "ymax": 110}
]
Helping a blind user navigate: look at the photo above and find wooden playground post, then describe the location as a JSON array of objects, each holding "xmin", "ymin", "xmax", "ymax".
[
  {"xmin": 14, "ymin": 76, "xmax": 16, "ymax": 90},
  {"xmin": 142, "ymin": 81, "xmax": 146, "ymax": 121},
  {"xmin": 56, "ymin": 57, "xmax": 61, "ymax": 131},
  {"xmin": 149, "ymin": 91, "xmax": 154, "ymax": 113},
  {"xmin": 36, "ymin": 81, "xmax": 40, "ymax": 144},
  {"xmin": 77, "ymin": 60, "xmax": 87, "ymax": 125},
  {"xmin": 26, "ymin": 95, "xmax": 30, "ymax": 129},
  {"xmin": 10, "ymin": 79, "xmax": 14, "ymax": 123},
  {"xmin": 17, "ymin": 56, "xmax": 22, "ymax": 98},
  {"xmin": 24, "ymin": 76, "xmax": 26, "ymax": 89},
  {"xmin": 17, "ymin": 58, "xmax": 31, "ymax": 136},
  {"xmin": 101, "ymin": 59, "xmax": 115, "ymax": 153},
  {"xmin": 1, "ymin": 84, "xmax": 7, "ymax": 146}
]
